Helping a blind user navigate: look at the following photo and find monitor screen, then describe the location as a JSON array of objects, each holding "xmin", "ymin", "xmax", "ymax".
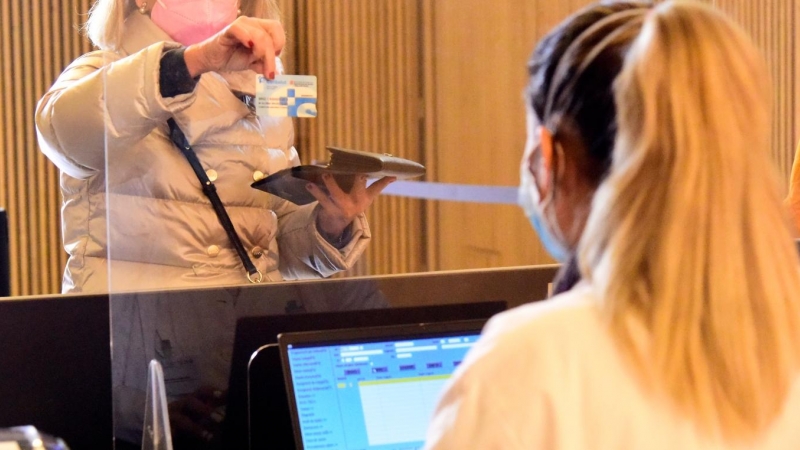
[{"xmin": 283, "ymin": 327, "xmax": 481, "ymax": 450}]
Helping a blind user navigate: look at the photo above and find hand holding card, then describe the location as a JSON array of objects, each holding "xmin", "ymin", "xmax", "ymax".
[{"xmin": 183, "ymin": 17, "xmax": 286, "ymax": 80}]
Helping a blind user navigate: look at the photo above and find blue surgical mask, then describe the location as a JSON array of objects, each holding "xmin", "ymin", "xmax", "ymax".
[
  {"xmin": 526, "ymin": 208, "xmax": 570, "ymax": 263},
  {"xmin": 518, "ymin": 157, "xmax": 570, "ymax": 263}
]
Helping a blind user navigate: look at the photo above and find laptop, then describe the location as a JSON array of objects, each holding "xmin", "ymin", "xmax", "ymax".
[
  {"xmin": 224, "ymin": 301, "xmax": 505, "ymax": 449},
  {"xmin": 277, "ymin": 320, "xmax": 486, "ymax": 450}
]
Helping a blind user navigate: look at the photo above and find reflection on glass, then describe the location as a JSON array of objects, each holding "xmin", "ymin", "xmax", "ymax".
[
  {"xmin": 113, "ymin": 277, "xmax": 388, "ymax": 448},
  {"xmin": 110, "ymin": 266, "xmax": 556, "ymax": 449}
]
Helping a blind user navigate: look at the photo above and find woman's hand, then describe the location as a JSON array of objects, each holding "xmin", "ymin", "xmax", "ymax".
[
  {"xmin": 183, "ymin": 16, "xmax": 286, "ymax": 80},
  {"xmin": 307, "ymin": 174, "xmax": 396, "ymax": 241},
  {"xmin": 168, "ymin": 386, "xmax": 227, "ymax": 448}
]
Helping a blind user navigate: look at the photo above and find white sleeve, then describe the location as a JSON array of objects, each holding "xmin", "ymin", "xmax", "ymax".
[{"xmin": 423, "ymin": 314, "xmax": 557, "ymax": 449}]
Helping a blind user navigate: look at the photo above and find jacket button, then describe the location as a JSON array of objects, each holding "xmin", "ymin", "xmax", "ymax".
[
  {"xmin": 207, "ymin": 245, "xmax": 220, "ymax": 257},
  {"xmin": 206, "ymin": 169, "xmax": 218, "ymax": 182},
  {"xmin": 251, "ymin": 247, "xmax": 264, "ymax": 258},
  {"xmin": 253, "ymin": 170, "xmax": 265, "ymax": 181}
]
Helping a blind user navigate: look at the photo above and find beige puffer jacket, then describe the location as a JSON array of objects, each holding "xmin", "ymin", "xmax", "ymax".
[{"xmin": 35, "ymin": 14, "xmax": 370, "ymax": 293}]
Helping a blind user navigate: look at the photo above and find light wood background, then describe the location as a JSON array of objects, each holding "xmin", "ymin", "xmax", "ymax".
[
  {"xmin": 0, "ymin": 0, "xmax": 92, "ymax": 296},
  {"xmin": 1, "ymin": 0, "xmax": 798, "ymax": 295},
  {"xmin": 423, "ymin": 0, "xmax": 595, "ymax": 272},
  {"xmin": 290, "ymin": 0, "xmax": 427, "ymax": 276},
  {"xmin": 425, "ymin": 0, "xmax": 800, "ymax": 272}
]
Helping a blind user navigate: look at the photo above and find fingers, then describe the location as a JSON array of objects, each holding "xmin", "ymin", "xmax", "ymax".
[
  {"xmin": 194, "ymin": 386, "xmax": 227, "ymax": 407},
  {"xmin": 220, "ymin": 17, "xmax": 285, "ymax": 78},
  {"xmin": 308, "ymin": 174, "xmax": 396, "ymax": 239},
  {"xmin": 182, "ymin": 396, "xmax": 215, "ymax": 420},
  {"xmin": 258, "ymin": 20, "xmax": 286, "ymax": 57},
  {"xmin": 253, "ymin": 19, "xmax": 286, "ymax": 80},
  {"xmin": 311, "ymin": 174, "xmax": 396, "ymax": 209},
  {"xmin": 168, "ymin": 398, "xmax": 213, "ymax": 440},
  {"xmin": 219, "ymin": 19, "xmax": 256, "ymax": 51},
  {"xmin": 221, "ymin": 21, "xmax": 273, "ymax": 78},
  {"xmin": 347, "ymin": 174, "xmax": 368, "ymax": 195},
  {"xmin": 306, "ymin": 182, "xmax": 337, "ymax": 210},
  {"xmin": 170, "ymin": 413, "xmax": 211, "ymax": 442},
  {"xmin": 321, "ymin": 173, "xmax": 349, "ymax": 198},
  {"xmin": 246, "ymin": 18, "xmax": 285, "ymax": 78},
  {"xmin": 250, "ymin": 28, "xmax": 277, "ymax": 78},
  {"xmin": 366, "ymin": 176, "xmax": 396, "ymax": 197},
  {"xmin": 168, "ymin": 391, "xmax": 224, "ymax": 444},
  {"xmin": 250, "ymin": 60, "xmax": 265, "ymax": 76}
]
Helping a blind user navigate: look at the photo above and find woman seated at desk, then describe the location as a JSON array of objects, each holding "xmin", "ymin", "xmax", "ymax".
[{"xmin": 426, "ymin": 1, "xmax": 800, "ymax": 448}]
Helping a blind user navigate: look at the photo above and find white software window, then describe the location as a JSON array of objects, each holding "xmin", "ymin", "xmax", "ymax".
[{"xmin": 358, "ymin": 375, "xmax": 449, "ymax": 446}]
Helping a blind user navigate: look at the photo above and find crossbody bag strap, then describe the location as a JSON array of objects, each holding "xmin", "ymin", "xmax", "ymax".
[{"xmin": 167, "ymin": 118, "xmax": 263, "ymax": 283}]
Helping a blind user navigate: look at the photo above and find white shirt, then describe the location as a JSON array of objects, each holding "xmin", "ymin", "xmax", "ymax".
[{"xmin": 424, "ymin": 284, "xmax": 800, "ymax": 449}]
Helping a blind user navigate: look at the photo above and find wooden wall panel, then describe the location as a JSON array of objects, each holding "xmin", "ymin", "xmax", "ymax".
[
  {"xmin": 702, "ymin": 0, "xmax": 797, "ymax": 191},
  {"xmin": 4, "ymin": 0, "xmax": 799, "ymax": 294},
  {"xmin": 424, "ymin": 0, "xmax": 595, "ymax": 272},
  {"xmin": 274, "ymin": 0, "xmax": 296, "ymax": 75},
  {"xmin": 424, "ymin": 0, "xmax": 800, "ymax": 272},
  {"xmin": 1, "ymin": 0, "xmax": 91, "ymax": 295},
  {"xmin": 294, "ymin": 0, "xmax": 425, "ymax": 276}
]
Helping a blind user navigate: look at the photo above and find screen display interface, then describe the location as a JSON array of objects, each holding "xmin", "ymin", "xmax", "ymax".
[{"xmin": 286, "ymin": 332, "xmax": 479, "ymax": 450}]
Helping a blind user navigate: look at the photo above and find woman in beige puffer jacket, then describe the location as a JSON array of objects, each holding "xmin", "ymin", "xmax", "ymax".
[{"xmin": 36, "ymin": 3, "xmax": 393, "ymax": 294}]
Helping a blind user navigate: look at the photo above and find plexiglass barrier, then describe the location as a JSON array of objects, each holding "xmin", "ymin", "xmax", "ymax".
[
  {"xmin": 96, "ymin": 1, "xmax": 565, "ymax": 449},
  {"xmin": 142, "ymin": 360, "xmax": 173, "ymax": 450},
  {"xmin": 108, "ymin": 266, "xmax": 557, "ymax": 449}
]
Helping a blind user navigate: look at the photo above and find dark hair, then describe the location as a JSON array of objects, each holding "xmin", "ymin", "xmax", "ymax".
[{"xmin": 528, "ymin": 1, "xmax": 651, "ymax": 186}]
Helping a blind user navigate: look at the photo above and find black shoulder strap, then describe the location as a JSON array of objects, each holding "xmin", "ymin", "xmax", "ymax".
[{"xmin": 167, "ymin": 118, "xmax": 263, "ymax": 283}]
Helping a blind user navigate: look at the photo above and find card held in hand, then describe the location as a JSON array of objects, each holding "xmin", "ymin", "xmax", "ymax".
[{"xmin": 252, "ymin": 147, "xmax": 426, "ymax": 205}]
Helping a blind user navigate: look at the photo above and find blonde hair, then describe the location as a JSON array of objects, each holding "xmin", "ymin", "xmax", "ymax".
[
  {"xmin": 84, "ymin": 0, "xmax": 280, "ymax": 50},
  {"xmin": 580, "ymin": 0, "xmax": 800, "ymax": 441}
]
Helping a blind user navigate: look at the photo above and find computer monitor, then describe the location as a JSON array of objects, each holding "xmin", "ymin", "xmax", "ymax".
[
  {"xmin": 228, "ymin": 301, "xmax": 505, "ymax": 449},
  {"xmin": 276, "ymin": 320, "xmax": 487, "ymax": 450}
]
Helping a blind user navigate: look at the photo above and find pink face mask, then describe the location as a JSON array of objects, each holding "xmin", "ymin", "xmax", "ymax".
[{"xmin": 151, "ymin": 0, "xmax": 239, "ymax": 46}]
